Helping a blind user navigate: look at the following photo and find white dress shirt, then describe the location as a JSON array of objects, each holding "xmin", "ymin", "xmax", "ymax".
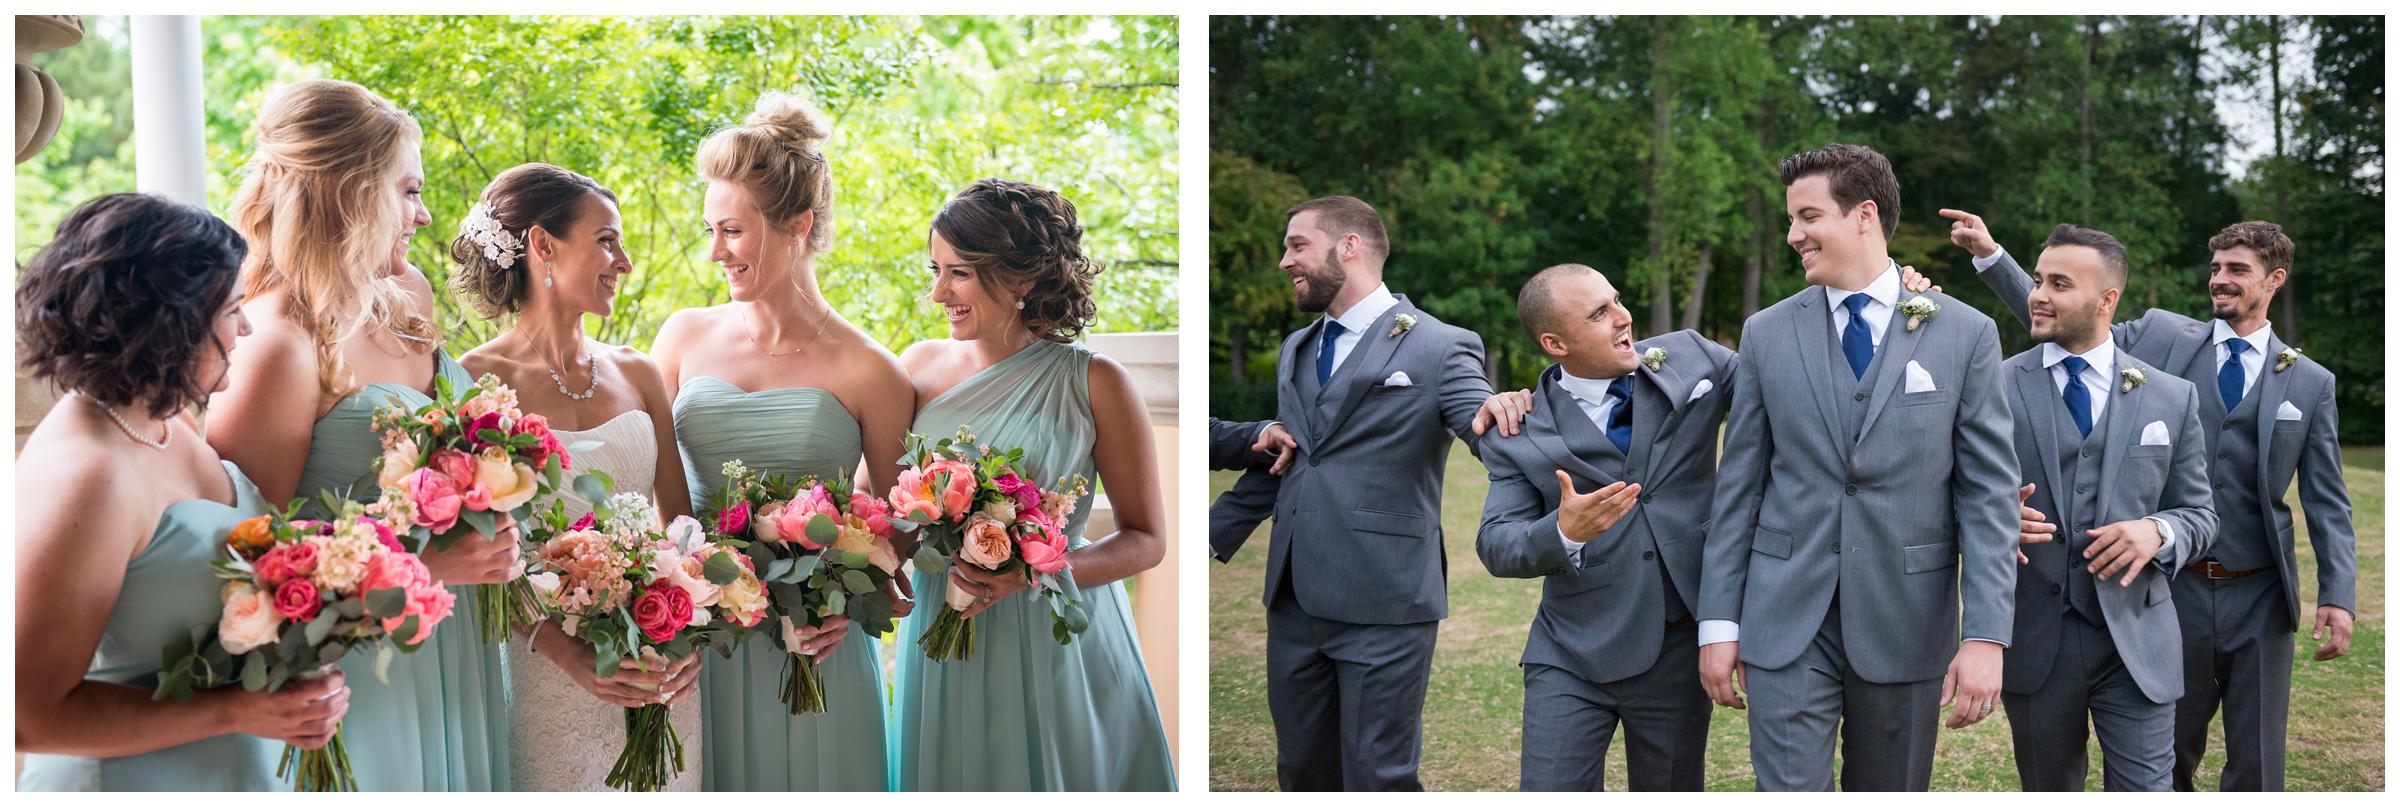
[
  {"xmin": 1321, "ymin": 283, "xmax": 1399, "ymax": 378},
  {"xmin": 1825, "ymin": 262, "xmax": 1902, "ymax": 347},
  {"xmin": 2042, "ymin": 340, "xmax": 2178, "ymax": 557},
  {"xmin": 2211, "ymin": 318, "xmax": 2273, "ymax": 400},
  {"xmin": 1551, "ymin": 368, "xmax": 1630, "ymax": 567}
]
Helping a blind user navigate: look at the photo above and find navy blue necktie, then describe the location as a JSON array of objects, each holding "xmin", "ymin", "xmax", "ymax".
[
  {"xmin": 2061, "ymin": 356, "xmax": 2093, "ymax": 438},
  {"xmin": 1840, "ymin": 293, "xmax": 1875, "ymax": 380},
  {"xmin": 1315, "ymin": 320, "xmax": 1347, "ymax": 385},
  {"xmin": 2218, "ymin": 338, "xmax": 2249, "ymax": 410},
  {"xmin": 1604, "ymin": 377, "xmax": 1634, "ymax": 455}
]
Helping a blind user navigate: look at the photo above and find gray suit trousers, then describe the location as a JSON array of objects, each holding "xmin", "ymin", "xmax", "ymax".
[
  {"xmin": 1265, "ymin": 591, "xmax": 1439, "ymax": 791},
  {"xmin": 2171, "ymin": 571, "xmax": 2295, "ymax": 791},
  {"xmin": 1519, "ymin": 620, "xmax": 1710, "ymax": 791},
  {"xmin": 2001, "ymin": 611, "xmax": 2173, "ymax": 791},
  {"xmin": 1744, "ymin": 611, "xmax": 1943, "ymax": 791}
]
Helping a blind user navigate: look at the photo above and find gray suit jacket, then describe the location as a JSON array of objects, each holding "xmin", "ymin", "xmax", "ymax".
[
  {"xmin": 1475, "ymin": 331, "xmax": 1736, "ymax": 684},
  {"xmin": 2002, "ymin": 349, "xmax": 2216, "ymax": 702},
  {"xmin": 1263, "ymin": 296, "xmax": 1494, "ymax": 624},
  {"xmin": 1979, "ymin": 253, "xmax": 2357, "ymax": 622},
  {"xmin": 1700, "ymin": 285, "xmax": 2020, "ymax": 683},
  {"xmin": 1209, "ymin": 417, "xmax": 1280, "ymax": 562}
]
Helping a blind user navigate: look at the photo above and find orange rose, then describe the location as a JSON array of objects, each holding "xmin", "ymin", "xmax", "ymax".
[{"xmin": 227, "ymin": 515, "xmax": 277, "ymax": 559}]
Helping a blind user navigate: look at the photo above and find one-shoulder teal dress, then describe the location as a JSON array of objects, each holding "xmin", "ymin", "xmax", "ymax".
[
  {"xmin": 674, "ymin": 377, "xmax": 888, "ymax": 791},
  {"xmin": 892, "ymin": 340, "xmax": 1175, "ymax": 791},
  {"xmin": 18, "ymin": 461, "xmax": 280, "ymax": 791},
  {"xmin": 292, "ymin": 351, "xmax": 510, "ymax": 791}
]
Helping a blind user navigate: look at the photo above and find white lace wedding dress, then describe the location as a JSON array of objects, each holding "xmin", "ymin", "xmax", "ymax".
[{"xmin": 506, "ymin": 409, "xmax": 704, "ymax": 791}]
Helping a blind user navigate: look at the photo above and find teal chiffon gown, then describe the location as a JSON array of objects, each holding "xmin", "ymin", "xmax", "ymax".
[
  {"xmin": 893, "ymin": 340, "xmax": 1176, "ymax": 791},
  {"xmin": 293, "ymin": 350, "xmax": 511, "ymax": 791},
  {"xmin": 674, "ymin": 377, "xmax": 889, "ymax": 791},
  {"xmin": 17, "ymin": 462, "xmax": 281, "ymax": 791}
]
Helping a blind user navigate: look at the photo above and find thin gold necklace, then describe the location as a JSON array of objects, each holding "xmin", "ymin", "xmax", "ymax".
[{"xmin": 743, "ymin": 307, "xmax": 833, "ymax": 357}]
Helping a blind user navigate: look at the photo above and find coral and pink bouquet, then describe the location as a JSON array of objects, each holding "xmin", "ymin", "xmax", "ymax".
[
  {"xmin": 368, "ymin": 373, "xmax": 586, "ymax": 643},
  {"xmin": 151, "ymin": 495, "xmax": 455, "ymax": 791},
  {"xmin": 705, "ymin": 460, "xmax": 903, "ymax": 714},
  {"xmin": 524, "ymin": 493, "xmax": 764, "ymax": 791},
  {"xmin": 890, "ymin": 428, "xmax": 1092, "ymax": 662}
]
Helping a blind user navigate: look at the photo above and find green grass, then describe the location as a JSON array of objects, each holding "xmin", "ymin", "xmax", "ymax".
[{"xmin": 1207, "ymin": 442, "xmax": 2385, "ymax": 791}]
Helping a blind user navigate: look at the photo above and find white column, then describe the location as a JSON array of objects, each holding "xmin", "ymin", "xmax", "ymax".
[
  {"xmin": 130, "ymin": 15, "xmax": 206, "ymax": 207},
  {"xmin": 1082, "ymin": 331, "xmax": 1180, "ymax": 762}
]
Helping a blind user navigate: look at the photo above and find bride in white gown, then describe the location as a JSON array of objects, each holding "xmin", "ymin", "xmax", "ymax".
[{"xmin": 450, "ymin": 164, "xmax": 704, "ymax": 791}]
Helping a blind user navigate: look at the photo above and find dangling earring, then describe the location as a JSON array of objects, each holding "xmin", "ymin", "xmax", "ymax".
[
  {"xmin": 544, "ymin": 261, "xmax": 555, "ymax": 288},
  {"xmin": 1015, "ymin": 298, "xmax": 1026, "ymax": 310}
]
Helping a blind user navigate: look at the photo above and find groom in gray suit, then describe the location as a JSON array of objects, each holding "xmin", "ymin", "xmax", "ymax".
[
  {"xmin": 1934, "ymin": 212, "xmax": 2357, "ymax": 791},
  {"xmin": 1698, "ymin": 144, "xmax": 2020, "ymax": 791},
  {"xmin": 1988, "ymin": 224, "xmax": 2218, "ymax": 791},
  {"xmin": 1475, "ymin": 263, "xmax": 1735, "ymax": 791},
  {"xmin": 1231, "ymin": 195, "xmax": 1518, "ymax": 790}
]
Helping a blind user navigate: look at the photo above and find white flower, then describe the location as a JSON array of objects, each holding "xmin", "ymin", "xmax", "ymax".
[
  {"xmin": 1388, "ymin": 313, "xmax": 1417, "ymax": 338},
  {"xmin": 2276, "ymin": 347, "xmax": 2303, "ymax": 373},
  {"xmin": 979, "ymin": 499, "xmax": 1018, "ymax": 524},
  {"xmin": 2119, "ymin": 366, "xmax": 2148, "ymax": 393},
  {"xmin": 604, "ymin": 492, "xmax": 659, "ymax": 535},
  {"xmin": 217, "ymin": 582, "xmax": 282, "ymax": 654},
  {"xmin": 1897, "ymin": 295, "xmax": 1940, "ymax": 332},
  {"xmin": 458, "ymin": 203, "xmax": 524, "ymax": 270},
  {"xmin": 1641, "ymin": 346, "xmax": 1667, "ymax": 371}
]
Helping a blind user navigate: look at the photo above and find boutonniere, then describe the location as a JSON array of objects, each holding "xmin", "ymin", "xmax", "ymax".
[
  {"xmin": 1641, "ymin": 346, "xmax": 1667, "ymax": 372},
  {"xmin": 2119, "ymin": 366, "xmax": 2148, "ymax": 394},
  {"xmin": 1898, "ymin": 295, "xmax": 1940, "ymax": 332},
  {"xmin": 1388, "ymin": 313, "xmax": 1417, "ymax": 339},
  {"xmin": 2276, "ymin": 347, "xmax": 2302, "ymax": 373}
]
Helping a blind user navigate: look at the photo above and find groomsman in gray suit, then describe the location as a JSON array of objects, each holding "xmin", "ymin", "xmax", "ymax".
[
  {"xmin": 1986, "ymin": 224, "xmax": 2218, "ymax": 791},
  {"xmin": 1697, "ymin": 144, "xmax": 2021, "ymax": 791},
  {"xmin": 1933, "ymin": 212, "xmax": 2357, "ymax": 791},
  {"xmin": 1228, "ymin": 195, "xmax": 1528, "ymax": 790},
  {"xmin": 1475, "ymin": 263, "xmax": 1736, "ymax": 791}
]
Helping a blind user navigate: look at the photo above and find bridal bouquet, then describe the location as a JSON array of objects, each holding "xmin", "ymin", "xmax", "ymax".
[
  {"xmin": 368, "ymin": 373, "xmax": 589, "ymax": 643},
  {"xmin": 524, "ymin": 494, "xmax": 763, "ymax": 791},
  {"xmin": 151, "ymin": 495, "xmax": 455, "ymax": 791},
  {"xmin": 705, "ymin": 460, "xmax": 903, "ymax": 713},
  {"xmin": 891, "ymin": 428, "xmax": 1091, "ymax": 662}
]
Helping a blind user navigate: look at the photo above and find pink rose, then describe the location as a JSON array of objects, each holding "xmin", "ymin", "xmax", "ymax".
[
  {"xmin": 466, "ymin": 412, "xmax": 509, "ymax": 451},
  {"xmin": 273, "ymin": 578, "xmax": 323, "ymax": 621},
  {"xmin": 776, "ymin": 502, "xmax": 821, "ymax": 550},
  {"xmin": 849, "ymin": 493, "xmax": 894, "ymax": 539},
  {"xmin": 632, "ymin": 586, "xmax": 693, "ymax": 643},
  {"xmin": 254, "ymin": 545, "xmax": 297, "ymax": 588},
  {"xmin": 889, "ymin": 470, "xmax": 943, "ymax": 523},
  {"xmin": 959, "ymin": 515, "xmax": 1014, "ymax": 570},
  {"xmin": 429, "ymin": 449, "xmax": 475, "ymax": 486},
  {"xmin": 399, "ymin": 468, "xmax": 462, "ymax": 534},
  {"xmin": 360, "ymin": 550, "xmax": 435, "ymax": 597},
  {"xmin": 751, "ymin": 501, "xmax": 787, "ymax": 542},
  {"xmin": 384, "ymin": 585, "xmax": 456, "ymax": 644},
  {"xmin": 994, "ymin": 472, "xmax": 1042, "ymax": 515},
  {"xmin": 796, "ymin": 484, "xmax": 841, "ymax": 523},
  {"xmin": 458, "ymin": 483, "xmax": 494, "ymax": 511},
  {"xmin": 360, "ymin": 516, "xmax": 402, "ymax": 553},
  {"xmin": 513, "ymin": 413, "xmax": 568, "ymax": 470},
  {"xmin": 931, "ymin": 460, "xmax": 980, "ymax": 520},
  {"xmin": 1019, "ymin": 520, "xmax": 1071, "ymax": 575},
  {"xmin": 716, "ymin": 501, "xmax": 751, "ymax": 535},
  {"xmin": 570, "ymin": 512, "xmax": 597, "ymax": 532}
]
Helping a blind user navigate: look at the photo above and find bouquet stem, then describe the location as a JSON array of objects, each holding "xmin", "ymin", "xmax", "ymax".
[
  {"xmin": 604, "ymin": 703, "xmax": 683, "ymax": 792},
  {"xmin": 780, "ymin": 650, "xmax": 827, "ymax": 714},
  {"xmin": 279, "ymin": 723, "xmax": 355, "ymax": 791},
  {"xmin": 476, "ymin": 578, "xmax": 544, "ymax": 644},
  {"xmin": 917, "ymin": 606, "xmax": 977, "ymax": 662}
]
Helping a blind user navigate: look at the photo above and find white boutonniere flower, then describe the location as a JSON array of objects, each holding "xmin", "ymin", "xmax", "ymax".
[
  {"xmin": 1389, "ymin": 313, "xmax": 1417, "ymax": 339},
  {"xmin": 1641, "ymin": 346, "xmax": 1667, "ymax": 372},
  {"xmin": 1897, "ymin": 295, "xmax": 1939, "ymax": 333},
  {"xmin": 2119, "ymin": 366, "xmax": 2148, "ymax": 394},
  {"xmin": 2276, "ymin": 347, "xmax": 2302, "ymax": 373}
]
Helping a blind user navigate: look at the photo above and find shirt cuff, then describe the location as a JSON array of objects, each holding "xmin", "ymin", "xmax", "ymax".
[
  {"xmin": 1964, "ymin": 637, "xmax": 2010, "ymax": 648},
  {"xmin": 2147, "ymin": 516, "xmax": 2176, "ymax": 567},
  {"xmin": 1970, "ymin": 246, "xmax": 2009, "ymax": 272},
  {"xmin": 1556, "ymin": 522, "xmax": 1584, "ymax": 569},
  {"xmin": 1698, "ymin": 620, "xmax": 1738, "ymax": 647}
]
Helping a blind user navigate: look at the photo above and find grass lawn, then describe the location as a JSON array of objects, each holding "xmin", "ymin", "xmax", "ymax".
[{"xmin": 1207, "ymin": 442, "xmax": 2385, "ymax": 791}]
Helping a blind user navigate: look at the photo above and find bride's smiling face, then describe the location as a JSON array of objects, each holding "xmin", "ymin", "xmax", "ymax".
[
  {"xmin": 702, "ymin": 180, "xmax": 806, "ymax": 302},
  {"xmin": 926, "ymin": 233, "xmax": 1023, "ymax": 343},
  {"xmin": 538, "ymin": 195, "xmax": 631, "ymax": 318}
]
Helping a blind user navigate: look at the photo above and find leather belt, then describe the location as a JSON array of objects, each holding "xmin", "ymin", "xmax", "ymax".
[{"xmin": 2185, "ymin": 560, "xmax": 2265, "ymax": 580}]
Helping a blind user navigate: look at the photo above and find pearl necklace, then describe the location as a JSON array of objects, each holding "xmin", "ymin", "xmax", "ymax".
[
  {"xmin": 90, "ymin": 396, "xmax": 172, "ymax": 450},
  {"xmin": 547, "ymin": 351, "xmax": 599, "ymax": 401}
]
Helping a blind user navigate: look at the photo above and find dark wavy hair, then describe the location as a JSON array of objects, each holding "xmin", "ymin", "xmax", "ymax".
[
  {"xmin": 449, "ymin": 163, "xmax": 618, "ymax": 318},
  {"xmin": 17, "ymin": 193, "xmax": 247, "ymax": 419},
  {"xmin": 930, "ymin": 179, "xmax": 1100, "ymax": 343}
]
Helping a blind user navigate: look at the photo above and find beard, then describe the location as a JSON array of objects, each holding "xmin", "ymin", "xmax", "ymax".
[
  {"xmin": 2033, "ymin": 299, "xmax": 2103, "ymax": 347},
  {"xmin": 1291, "ymin": 247, "xmax": 1346, "ymax": 313}
]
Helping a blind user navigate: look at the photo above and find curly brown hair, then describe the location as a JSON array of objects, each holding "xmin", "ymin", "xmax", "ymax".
[
  {"xmin": 931, "ymin": 179, "xmax": 1100, "ymax": 343},
  {"xmin": 2207, "ymin": 220, "xmax": 2295, "ymax": 273},
  {"xmin": 449, "ymin": 163, "xmax": 618, "ymax": 318},
  {"xmin": 16, "ymin": 193, "xmax": 247, "ymax": 420}
]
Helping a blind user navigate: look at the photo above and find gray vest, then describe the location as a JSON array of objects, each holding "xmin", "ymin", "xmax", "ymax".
[
  {"xmin": 2051, "ymin": 384, "xmax": 2111, "ymax": 625},
  {"xmin": 1558, "ymin": 386, "xmax": 1690, "ymax": 624},
  {"xmin": 2204, "ymin": 371, "xmax": 2273, "ymax": 570}
]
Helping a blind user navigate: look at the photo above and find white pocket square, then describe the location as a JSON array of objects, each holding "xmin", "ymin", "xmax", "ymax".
[
  {"xmin": 1381, "ymin": 371, "xmax": 1413, "ymax": 387},
  {"xmin": 2277, "ymin": 401, "xmax": 2304, "ymax": 421},
  {"xmin": 2141, "ymin": 420, "xmax": 2171, "ymax": 446},
  {"xmin": 1687, "ymin": 379, "xmax": 1714, "ymax": 403},
  {"xmin": 1904, "ymin": 360, "xmax": 1937, "ymax": 394}
]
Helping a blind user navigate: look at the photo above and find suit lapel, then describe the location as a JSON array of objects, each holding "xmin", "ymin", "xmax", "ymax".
[
  {"xmin": 2016, "ymin": 361, "xmax": 2067, "ymax": 523},
  {"xmin": 1322, "ymin": 298, "xmax": 1412, "ymax": 441},
  {"xmin": 1855, "ymin": 304, "xmax": 1930, "ymax": 445},
  {"xmin": 2096, "ymin": 362, "xmax": 2144, "ymax": 523},
  {"xmin": 2253, "ymin": 332, "xmax": 2297, "ymax": 498},
  {"xmin": 1790, "ymin": 292, "xmax": 1850, "ymax": 457},
  {"xmin": 2161, "ymin": 317, "xmax": 2212, "ymax": 389},
  {"xmin": 1626, "ymin": 362, "xmax": 1674, "ymax": 481},
  {"xmin": 1533, "ymin": 368, "xmax": 1613, "ymax": 485},
  {"xmin": 1286, "ymin": 320, "xmax": 1328, "ymax": 453}
]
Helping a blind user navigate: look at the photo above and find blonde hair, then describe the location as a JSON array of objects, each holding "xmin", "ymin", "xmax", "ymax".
[
  {"xmin": 228, "ymin": 79, "xmax": 435, "ymax": 395},
  {"xmin": 695, "ymin": 93, "xmax": 835, "ymax": 252}
]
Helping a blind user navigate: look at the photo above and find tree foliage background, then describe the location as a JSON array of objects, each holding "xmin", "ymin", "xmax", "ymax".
[
  {"xmin": 1211, "ymin": 15, "xmax": 2382, "ymax": 443},
  {"xmin": 18, "ymin": 15, "xmax": 1179, "ymax": 354}
]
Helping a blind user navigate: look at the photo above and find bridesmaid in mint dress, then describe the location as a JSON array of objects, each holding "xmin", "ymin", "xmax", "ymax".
[
  {"xmin": 893, "ymin": 179, "xmax": 1175, "ymax": 790},
  {"xmin": 652, "ymin": 92, "xmax": 917, "ymax": 791},
  {"xmin": 205, "ymin": 80, "xmax": 520, "ymax": 791},
  {"xmin": 16, "ymin": 194, "xmax": 348, "ymax": 791}
]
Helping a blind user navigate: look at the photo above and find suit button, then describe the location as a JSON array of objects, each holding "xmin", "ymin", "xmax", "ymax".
[
  {"xmin": 1639, "ymin": 493, "xmax": 1653, "ymax": 504},
  {"xmin": 2081, "ymin": 450, "xmax": 2094, "ymax": 459},
  {"xmin": 2050, "ymin": 583, "xmax": 2063, "ymax": 594},
  {"xmin": 2078, "ymin": 485, "xmax": 2091, "ymax": 494},
  {"xmin": 2223, "ymin": 421, "xmax": 2233, "ymax": 430},
  {"xmin": 1832, "ymin": 542, "xmax": 1841, "ymax": 553},
  {"xmin": 2219, "ymin": 451, "xmax": 2229, "ymax": 459},
  {"xmin": 1642, "ymin": 550, "xmax": 1656, "ymax": 561},
  {"xmin": 1309, "ymin": 457, "xmax": 1320, "ymax": 467},
  {"xmin": 1845, "ymin": 484, "xmax": 1858, "ymax": 495},
  {"xmin": 1855, "ymin": 392, "xmax": 1868, "ymax": 401},
  {"xmin": 1626, "ymin": 466, "xmax": 1641, "ymax": 477}
]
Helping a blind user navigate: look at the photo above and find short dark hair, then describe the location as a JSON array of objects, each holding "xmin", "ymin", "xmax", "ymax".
[
  {"xmin": 2206, "ymin": 220, "xmax": 2294, "ymax": 274},
  {"xmin": 1285, "ymin": 195, "xmax": 1390, "ymax": 263},
  {"xmin": 2042, "ymin": 223, "xmax": 2130, "ymax": 290},
  {"xmin": 17, "ymin": 193, "xmax": 247, "ymax": 419},
  {"xmin": 1517, "ymin": 263, "xmax": 1597, "ymax": 345},
  {"xmin": 1779, "ymin": 143, "xmax": 1901, "ymax": 240},
  {"xmin": 932, "ymin": 178, "xmax": 1100, "ymax": 343}
]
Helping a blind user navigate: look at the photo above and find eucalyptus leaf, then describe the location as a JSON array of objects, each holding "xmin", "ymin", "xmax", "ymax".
[
  {"xmin": 376, "ymin": 642, "xmax": 395, "ymax": 684},
  {"xmin": 840, "ymin": 569, "xmax": 874, "ymax": 595},
  {"xmin": 241, "ymin": 652, "xmax": 267, "ymax": 691},
  {"xmin": 704, "ymin": 550, "xmax": 743, "ymax": 585},
  {"xmin": 572, "ymin": 472, "xmax": 611, "ymax": 509},
  {"xmin": 804, "ymin": 514, "xmax": 838, "ymax": 546},
  {"xmin": 365, "ymin": 587, "xmax": 408, "ymax": 619}
]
